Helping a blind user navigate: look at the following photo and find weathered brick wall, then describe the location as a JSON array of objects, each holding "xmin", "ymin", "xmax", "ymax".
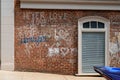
[
  {"xmin": 109, "ymin": 14, "xmax": 120, "ymax": 67},
  {"xmin": 15, "ymin": 0, "xmax": 120, "ymax": 75}
]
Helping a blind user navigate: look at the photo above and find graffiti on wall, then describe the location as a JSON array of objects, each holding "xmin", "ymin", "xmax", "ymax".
[
  {"xmin": 54, "ymin": 27, "xmax": 77, "ymax": 46},
  {"xmin": 109, "ymin": 32, "xmax": 120, "ymax": 66},
  {"xmin": 109, "ymin": 32, "xmax": 120, "ymax": 54},
  {"xmin": 16, "ymin": 25, "xmax": 77, "ymax": 57},
  {"xmin": 16, "ymin": 25, "xmax": 52, "ymax": 56},
  {"xmin": 21, "ymin": 35, "xmax": 47, "ymax": 45},
  {"xmin": 15, "ymin": 8, "xmax": 120, "ymax": 74},
  {"xmin": 47, "ymin": 26, "xmax": 77, "ymax": 57},
  {"xmin": 23, "ymin": 12, "xmax": 47, "ymax": 27},
  {"xmin": 48, "ymin": 47, "xmax": 77, "ymax": 57},
  {"xmin": 108, "ymin": 14, "xmax": 120, "ymax": 67},
  {"xmin": 22, "ymin": 12, "xmax": 69, "ymax": 27}
]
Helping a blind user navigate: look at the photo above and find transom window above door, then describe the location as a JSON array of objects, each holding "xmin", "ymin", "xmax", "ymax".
[{"xmin": 83, "ymin": 21, "xmax": 105, "ymax": 29}]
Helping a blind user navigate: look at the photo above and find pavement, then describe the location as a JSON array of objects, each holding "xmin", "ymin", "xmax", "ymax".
[{"xmin": 0, "ymin": 70, "xmax": 106, "ymax": 80}]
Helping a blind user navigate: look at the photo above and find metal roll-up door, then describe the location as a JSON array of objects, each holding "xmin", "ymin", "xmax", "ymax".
[{"xmin": 82, "ymin": 32, "xmax": 105, "ymax": 73}]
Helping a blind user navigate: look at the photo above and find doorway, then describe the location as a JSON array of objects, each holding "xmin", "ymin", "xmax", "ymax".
[{"xmin": 78, "ymin": 16, "xmax": 110, "ymax": 75}]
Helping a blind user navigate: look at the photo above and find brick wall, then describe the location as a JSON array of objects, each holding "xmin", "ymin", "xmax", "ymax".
[{"xmin": 15, "ymin": 0, "xmax": 120, "ymax": 75}]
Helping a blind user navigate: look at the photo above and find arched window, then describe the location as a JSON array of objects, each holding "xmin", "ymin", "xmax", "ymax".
[
  {"xmin": 77, "ymin": 16, "xmax": 110, "ymax": 75},
  {"xmin": 83, "ymin": 21, "xmax": 104, "ymax": 28}
]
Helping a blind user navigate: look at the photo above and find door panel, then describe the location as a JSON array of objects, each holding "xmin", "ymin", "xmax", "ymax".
[{"xmin": 82, "ymin": 32, "xmax": 105, "ymax": 73}]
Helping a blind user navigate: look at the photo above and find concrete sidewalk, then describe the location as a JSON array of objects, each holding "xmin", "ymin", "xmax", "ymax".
[{"xmin": 0, "ymin": 70, "xmax": 106, "ymax": 80}]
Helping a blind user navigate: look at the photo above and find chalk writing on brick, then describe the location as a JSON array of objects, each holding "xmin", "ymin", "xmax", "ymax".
[{"xmin": 21, "ymin": 35, "xmax": 47, "ymax": 45}]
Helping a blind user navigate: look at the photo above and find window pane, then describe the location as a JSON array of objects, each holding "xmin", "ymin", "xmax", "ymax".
[
  {"xmin": 91, "ymin": 21, "xmax": 97, "ymax": 28},
  {"xmin": 83, "ymin": 22, "xmax": 89, "ymax": 28},
  {"xmin": 98, "ymin": 22, "xmax": 104, "ymax": 28}
]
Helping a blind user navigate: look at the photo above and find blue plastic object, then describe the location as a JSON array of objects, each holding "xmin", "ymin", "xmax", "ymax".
[{"xmin": 94, "ymin": 66, "xmax": 120, "ymax": 80}]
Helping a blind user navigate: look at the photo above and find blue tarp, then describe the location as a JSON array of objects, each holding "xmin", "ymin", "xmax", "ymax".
[{"xmin": 94, "ymin": 66, "xmax": 120, "ymax": 80}]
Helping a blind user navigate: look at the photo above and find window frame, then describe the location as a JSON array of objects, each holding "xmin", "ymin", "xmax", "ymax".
[{"xmin": 76, "ymin": 16, "xmax": 110, "ymax": 76}]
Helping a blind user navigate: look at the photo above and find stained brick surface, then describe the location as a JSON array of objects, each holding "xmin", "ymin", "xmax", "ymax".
[{"xmin": 15, "ymin": 0, "xmax": 120, "ymax": 75}]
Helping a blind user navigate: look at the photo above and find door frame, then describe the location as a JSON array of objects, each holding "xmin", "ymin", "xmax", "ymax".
[{"xmin": 77, "ymin": 16, "xmax": 110, "ymax": 75}]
